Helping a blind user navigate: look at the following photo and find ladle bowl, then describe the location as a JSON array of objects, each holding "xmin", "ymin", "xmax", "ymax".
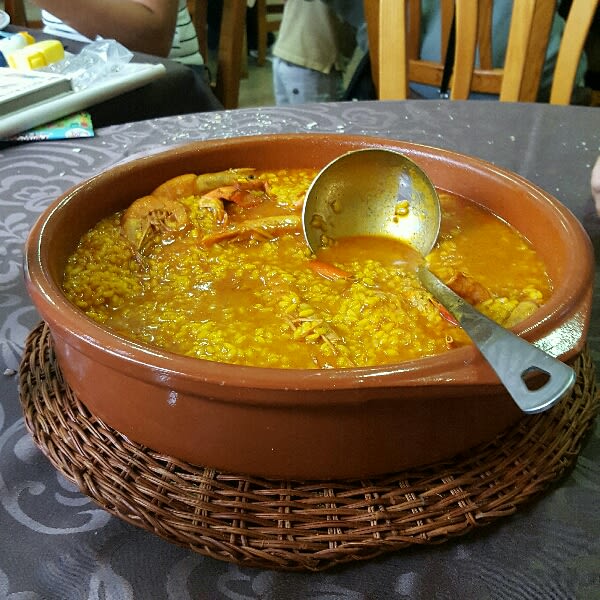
[
  {"xmin": 302, "ymin": 148, "xmax": 441, "ymax": 256},
  {"xmin": 303, "ymin": 149, "xmax": 576, "ymax": 414}
]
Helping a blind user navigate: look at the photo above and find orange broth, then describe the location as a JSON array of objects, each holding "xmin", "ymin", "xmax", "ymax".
[{"xmin": 63, "ymin": 169, "xmax": 552, "ymax": 369}]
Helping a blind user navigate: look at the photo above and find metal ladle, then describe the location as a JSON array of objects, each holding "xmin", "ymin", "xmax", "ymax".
[{"xmin": 302, "ymin": 148, "xmax": 575, "ymax": 414}]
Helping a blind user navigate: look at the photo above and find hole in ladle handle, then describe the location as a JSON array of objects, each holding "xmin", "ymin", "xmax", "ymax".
[{"xmin": 417, "ymin": 266, "xmax": 576, "ymax": 414}]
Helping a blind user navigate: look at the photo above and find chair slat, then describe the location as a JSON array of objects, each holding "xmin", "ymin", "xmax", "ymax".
[
  {"xmin": 378, "ymin": 0, "xmax": 409, "ymax": 99},
  {"xmin": 518, "ymin": 0, "xmax": 555, "ymax": 102},
  {"xmin": 550, "ymin": 0, "xmax": 596, "ymax": 105},
  {"xmin": 440, "ymin": 0, "xmax": 455, "ymax": 61},
  {"xmin": 450, "ymin": 0, "xmax": 478, "ymax": 100},
  {"xmin": 407, "ymin": 0, "xmax": 421, "ymax": 60},
  {"xmin": 500, "ymin": 0, "xmax": 537, "ymax": 101},
  {"xmin": 477, "ymin": 0, "xmax": 494, "ymax": 70}
]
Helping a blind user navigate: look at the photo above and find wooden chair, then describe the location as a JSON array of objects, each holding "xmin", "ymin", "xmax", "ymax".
[
  {"xmin": 256, "ymin": 0, "xmax": 284, "ymax": 66},
  {"xmin": 4, "ymin": 0, "xmax": 29, "ymax": 26},
  {"xmin": 364, "ymin": 0, "xmax": 596, "ymax": 104},
  {"xmin": 190, "ymin": 0, "xmax": 247, "ymax": 109}
]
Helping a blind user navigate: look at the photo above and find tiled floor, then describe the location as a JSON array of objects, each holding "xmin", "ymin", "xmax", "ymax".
[
  {"xmin": 216, "ymin": 51, "xmax": 276, "ymax": 109},
  {"xmin": 240, "ymin": 55, "xmax": 276, "ymax": 108}
]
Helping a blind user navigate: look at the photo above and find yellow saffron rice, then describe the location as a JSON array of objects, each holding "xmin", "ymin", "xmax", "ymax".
[{"xmin": 62, "ymin": 168, "xmax": 552, "ymax": 369}]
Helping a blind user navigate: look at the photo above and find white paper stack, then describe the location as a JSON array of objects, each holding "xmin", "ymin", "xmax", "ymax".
[
  {"xmin": 0, "ymin": 62, "xmax": 166, "ymax": 139},
  {"xmin": 0, "ymin": 68, "xmax": 72, "ymax": 116}
]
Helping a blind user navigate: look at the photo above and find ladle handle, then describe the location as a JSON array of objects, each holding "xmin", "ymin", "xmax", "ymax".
[{"xmin": 418, "ymin": 267, "xmax": 575, "ymax": 414}]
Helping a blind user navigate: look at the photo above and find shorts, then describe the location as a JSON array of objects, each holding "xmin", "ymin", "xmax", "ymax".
[{"xmin": 272, "ymin": 57, "xmax": 344, "ymax": 104}]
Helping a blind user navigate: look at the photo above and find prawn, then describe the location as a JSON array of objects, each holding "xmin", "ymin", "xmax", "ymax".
[
  {"xmin": 197, "ymin": 196, "xmax": 228, "ymax": 226},
  {"xmin": 149, "ymin": 170, "xmax": 260, "ymax": 202},
  {"xmin": 308, "ymin": 260, "xmax": 353, "ymax": 281},
  {"xmin": 121, "ymin": 169, "xmax": 262, "ymax": 249},
  {"xmin": 429, "ymin": 298, "xmax": 459, "ymax": 326},
  {"xmin": 151, "ymin": 173, "xmax": 199, "ymax": 201},
  {"xmin": 446, "ymin": 271, "xmax": 491, "ymax": 304},
  {"xmin": 200, "ymin": 178, "xmax": 270, "ymax": 208},
  {"xmin": 121, "ymin": 195, "xmax": 189, "ymax": 251},
  {"xmin": 195, "ymin": 168, "xmax": 257, "ymax": 195},
  {"xmin": 503, "ymin": 299, "xmax": 539, "ymax": 328},
  {"xmin": 200, "ymin": 214, "xmax": 301, "ymax": 246},
  {"xmin": 429, "ymin": 271, "xmax": 489, "ymax": 325}
]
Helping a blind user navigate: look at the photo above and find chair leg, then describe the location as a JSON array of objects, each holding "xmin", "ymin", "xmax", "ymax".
[
  {"xmin": 256, "ymin": 0, "xmax": 283, "ymax": 67},
  {"xmin": 214, "ymin": 0, "xmax": 246, "ymax": 109},
  {"xmin": 241, "ymin": 30, "xmax": 248, "ymax": 80},
  {"xmin": 190, "ymin": 0, "xmax": 208, "ymax": 65},
  {"xmin": 5, "ymin": 0, "xmax": 28, "ymax": 26},
  {"xmin": 257, "ymin": 0, "xmax": 268, "ymax": 66}
]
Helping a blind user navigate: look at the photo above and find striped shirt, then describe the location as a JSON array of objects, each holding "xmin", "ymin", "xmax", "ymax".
[{"xmin": 41, "ymin": 0, "xmax": 203, "ymax": 65}]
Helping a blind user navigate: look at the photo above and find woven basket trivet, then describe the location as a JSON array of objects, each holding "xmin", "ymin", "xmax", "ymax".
[{"xmin": 19, "ymin": 322, "xmax": 599, "ymax": 572}]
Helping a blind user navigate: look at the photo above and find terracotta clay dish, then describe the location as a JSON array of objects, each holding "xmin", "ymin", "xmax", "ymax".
[{"xmin": 24, "ymin": 134, "xmax": 594, "ymax": 479}]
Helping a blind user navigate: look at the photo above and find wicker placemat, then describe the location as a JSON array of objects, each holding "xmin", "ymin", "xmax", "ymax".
[{"xmin": 19, "ymin": 322, "xmax": 599, "ymax": 572}]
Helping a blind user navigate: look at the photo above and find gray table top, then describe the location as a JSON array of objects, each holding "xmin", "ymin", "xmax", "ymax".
[{"xmin": 1, "ymin": 100, "xmax": 599, "ymax": 599}]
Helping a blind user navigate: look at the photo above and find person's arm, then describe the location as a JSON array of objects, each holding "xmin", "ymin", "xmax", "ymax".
[
  {"xmin": 592, "ymin": 156, "xmax": 600, "ymax": 216},
  {"xmin": 32, "ymin": 0, "xmax": 179, "ymax": 57}
]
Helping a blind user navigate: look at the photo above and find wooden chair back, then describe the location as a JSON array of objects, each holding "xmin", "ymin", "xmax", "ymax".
[{"xmin": 365, "ymin": 0, "xmax": 594, "ymax": 104}]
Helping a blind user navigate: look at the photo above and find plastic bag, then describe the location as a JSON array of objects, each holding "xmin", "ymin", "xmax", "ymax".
[{"xmin": 43, "ymin": 39, "xmax": 134, "ymax": 92}]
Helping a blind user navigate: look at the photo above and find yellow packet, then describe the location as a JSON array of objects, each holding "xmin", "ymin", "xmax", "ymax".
[{"xmin": 7, "ymin": 40, "xmax": 65, "ymax": 70}]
